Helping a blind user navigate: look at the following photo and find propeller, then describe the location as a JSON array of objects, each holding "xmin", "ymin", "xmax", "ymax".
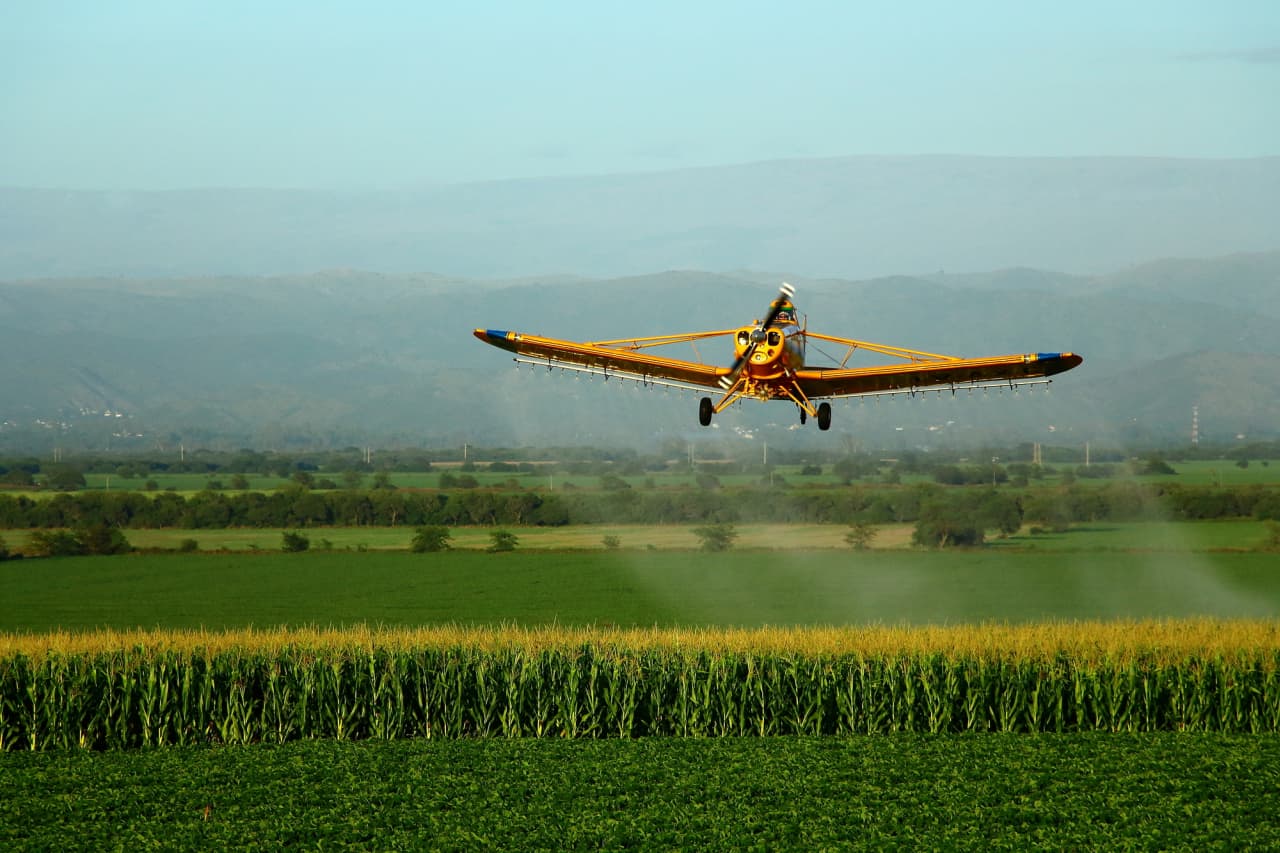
[{"xmin": 718, "ymin": 282, "xmax": 796, "ymax": 389}]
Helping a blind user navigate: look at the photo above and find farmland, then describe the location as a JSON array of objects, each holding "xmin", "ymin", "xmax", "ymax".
[
  {"xmin": 4, "ymin": 735, "xmax": 1279, "ymax": 849},
  {"xmin": 3, "ymin": 453, "xmax": 1279, "ymax": 848},
  {"xmin": 2, "ymin": 547, "xmax": 1279, "ymax": 632}
]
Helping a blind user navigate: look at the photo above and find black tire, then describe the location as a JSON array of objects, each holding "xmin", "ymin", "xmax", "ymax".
[
  {"xmin": 699, "ymin": 397, "xmax": 714, "ymax": 426},
  {"xmin": 817, "ymin": 402, "xmax": 832, "ymax": 431}
]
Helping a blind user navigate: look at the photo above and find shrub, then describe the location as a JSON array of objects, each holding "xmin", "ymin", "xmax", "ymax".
[
  {"xmin": 1264, "ymin": 521, "xmax": 1280, "ymax": 552},
  {"xmin": 177, "ymin": 538, "xmax": 199, "ymax": 553},
  {"xmin": 693, "ymin": 523, "xmax": 737, "ymax": 552},
  {"xmin": 602, "ymin": 534, "xmax": 622, "ymax": 550},
  {"xmin": 27, "ymin": 530, "xmax": 87, "ymax": 557},
  {"xmin": 411, "ymin": 526, "xmax": 453, "ymax": 553},
  {"xmin": 281, "ymin": 531, "xmax": 310, "ymax": 552},
  {"xmin": 488, "ymin": 530, "xmax": 519, "ymax": 552},
  {"xmin": 78, "ymin": 524, "xmax": 132, "ymax": 556}
]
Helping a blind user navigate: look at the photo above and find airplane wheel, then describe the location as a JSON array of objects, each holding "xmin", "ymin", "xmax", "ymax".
[
  {"xmin": 817, "ymin": 402, "xmax": 832, "ymax": 431},
  {"xmin": 699, "ymin": 397, "xmax": 714, "ymax": 426}
]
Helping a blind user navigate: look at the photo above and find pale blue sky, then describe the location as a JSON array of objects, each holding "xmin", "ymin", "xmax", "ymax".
[{"xmin": 3, "ymin": 1, "xmax": 1277, "ymax": 189}]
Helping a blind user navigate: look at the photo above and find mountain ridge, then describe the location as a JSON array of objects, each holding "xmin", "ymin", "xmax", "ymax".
[
  {"xmin": 2, "ymin": 251, "xmax": 1277, "ymax": 449},
  {"xmin": 4, "ymin": 155, "xmax": 1279, "ymax": 281}
]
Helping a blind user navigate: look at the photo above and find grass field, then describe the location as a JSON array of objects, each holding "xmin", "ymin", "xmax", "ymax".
[
  {"xmin": 2, "ymin": 548, "xmax": 1277, "ymax": 633},
  {"xmin": 3, "ymin": 735, "xmax": 1278, "ymax": 849},
  {"xmin": 5, "ymin": 533, "xmax": 1278, "ymax": 847},
  {"xmin": 3, "ymin": 519, "xmax": 1273, "ymax": 555}
]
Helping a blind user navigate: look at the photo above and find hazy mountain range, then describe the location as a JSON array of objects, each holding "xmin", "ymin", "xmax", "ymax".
[
  {"xmin": 3, "ymin": 252, "xmax": 1278, "ymax": 451},
  {"xmin": 4, "ymin": 154, "xmax": 1278, "ymax": 451},
  {"xmin": 4, "ymin": 155, "xmax": 1279, "ymax": 281}
]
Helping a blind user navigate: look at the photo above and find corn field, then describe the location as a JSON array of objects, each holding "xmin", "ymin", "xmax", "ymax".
[{"xmin": 3, "ymin": 620, "xmax": 1280, "ymax": 750}]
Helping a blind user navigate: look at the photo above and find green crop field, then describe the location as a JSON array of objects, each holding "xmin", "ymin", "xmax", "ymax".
[
  {"xmin": 2, "ymin": 547, "xmax": 1278, "ymax": 633},
  {"xmin": 3, "ymin": 735, "xmax": 1278, "ymax": 849},
  {"xmin": 4, "ymin": 512, "xmax": 1278, "ymax": 848},
  {"xmin": 1130, "ymin": 459, "xmax": 1280, "ymax": 486}
]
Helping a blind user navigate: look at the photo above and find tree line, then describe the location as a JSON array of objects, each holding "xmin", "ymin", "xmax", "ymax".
[{"xmin": 1, "ymin": 482, "xmax": 1277, "ymax": 532}]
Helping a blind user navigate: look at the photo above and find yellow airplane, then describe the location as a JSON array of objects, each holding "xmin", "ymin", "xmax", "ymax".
[{"xmin": 474, "ymin": 283, "xmax": 1082, "ymax": 430}]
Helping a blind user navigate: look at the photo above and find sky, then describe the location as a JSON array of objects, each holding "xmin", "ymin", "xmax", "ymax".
[{"xmin": 2, "ymin": 1, "xmax": 1278, "ymax": 189}]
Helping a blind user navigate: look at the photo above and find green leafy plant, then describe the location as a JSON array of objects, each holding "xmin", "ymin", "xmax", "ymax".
[
  {"xmin": 488, "ymin": 529, "xmax": 519, "ymax": 552},
  {"xmin": 692, "ymin": 523, "xmax": 737, "ymax": 552},
  {"xmin": 411, "ymin": 526, "xmax": 453, "ymax": 553}
]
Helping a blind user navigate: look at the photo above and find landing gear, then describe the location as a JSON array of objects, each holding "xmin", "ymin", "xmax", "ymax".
[
  {"xmin": 817, "ymin": 402, "xmax": 832, "ymax": 431},
  {"xmin": 699, "ymin": 397, "xmax": 714, "ymax": 426}
]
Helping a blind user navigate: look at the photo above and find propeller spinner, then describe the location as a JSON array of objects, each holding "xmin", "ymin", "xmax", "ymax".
[{"xmin": 718, "ymin": 282, "xmax": 796, "ymax": 389}]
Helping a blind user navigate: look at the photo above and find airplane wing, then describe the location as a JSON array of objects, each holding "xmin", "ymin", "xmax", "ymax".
[
  {"xmin": 472, "ymin": 328, "xmax": 735, "ymax": 390},
  {"xmin": 796, "ymin": 350, "xmax": 1083, "ymax": 398}
]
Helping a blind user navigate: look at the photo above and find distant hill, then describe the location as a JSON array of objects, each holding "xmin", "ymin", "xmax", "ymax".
[
  {"xmin": 2, "ymin": 252, "xmax": 1278, "ymax": 450},
  {"xmin": 3, "ymin": 156, "xmax": 1279, "ymax": 280}
]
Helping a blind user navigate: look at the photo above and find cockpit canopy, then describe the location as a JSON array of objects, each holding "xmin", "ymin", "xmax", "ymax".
[{"xmin": 770, "ymin": 301, "xmax": 797, "ymax": 327}]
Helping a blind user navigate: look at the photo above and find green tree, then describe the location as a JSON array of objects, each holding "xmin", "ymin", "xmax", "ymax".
[
  {"xmin": 976, "ymin": 491, "xmax": 1023, "ymax": 537},
  {"xmin": 78, "ymin": 523, "xmax": 132, "ymax": 555},
  {"xmin": 844, "ymin": 521, "xmax": 877, "ymax": 550},
  {"xmin": 281, "ymin": 531, "xmax": 310, "ymax": 552},
  {"xmin": 602, "ymin": 534, "xmax": 622, "ymax": 550},
  {"xmin": 0, "ymin": 468, "xmax": 35, "ymax": 486},
  {"xmin": 912, "ymin": 498, "xmax": 984, "ymax": 548},
  {"xmin": 599, "ymin": 474, "xmax": 630, "ymax": 491},
  {"xmin": 693, "ymin": 523, "xmax": 738, "ymax": 552},
  {"xmin": 43, "ymin": 465, "xmax": 86, "ymax": 491},
  {"xmin": 341, "ymin": 470, "xmax": 364, "ymax": 489},
  {"xmin": 27, "ymin": 530, "xmax": 87, "ymax": 557},
  {"xmin": 411, "ymin": 525, "xmax": 453, "ymax": 553},
  {"xmin": 0, "ymin": 534, "xmax": 9, "ymax": 561},
  {"xmin": 229, "ymin": 473, "xmax": 251, "ymax": 490},
  {"xmin": 488, "ymin": 529, "xmax": 519, "ymax": 552}
]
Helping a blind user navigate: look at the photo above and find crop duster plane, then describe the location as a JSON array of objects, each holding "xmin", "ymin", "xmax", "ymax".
[{"xmin": 473, "ymin": 283, "xmax": 1082, "ymax": 430}]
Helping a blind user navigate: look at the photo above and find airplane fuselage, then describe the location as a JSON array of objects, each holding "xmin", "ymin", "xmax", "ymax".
[{"xmin": 731, "ymin": 323, "xmax": 805, "ymax": 386}]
